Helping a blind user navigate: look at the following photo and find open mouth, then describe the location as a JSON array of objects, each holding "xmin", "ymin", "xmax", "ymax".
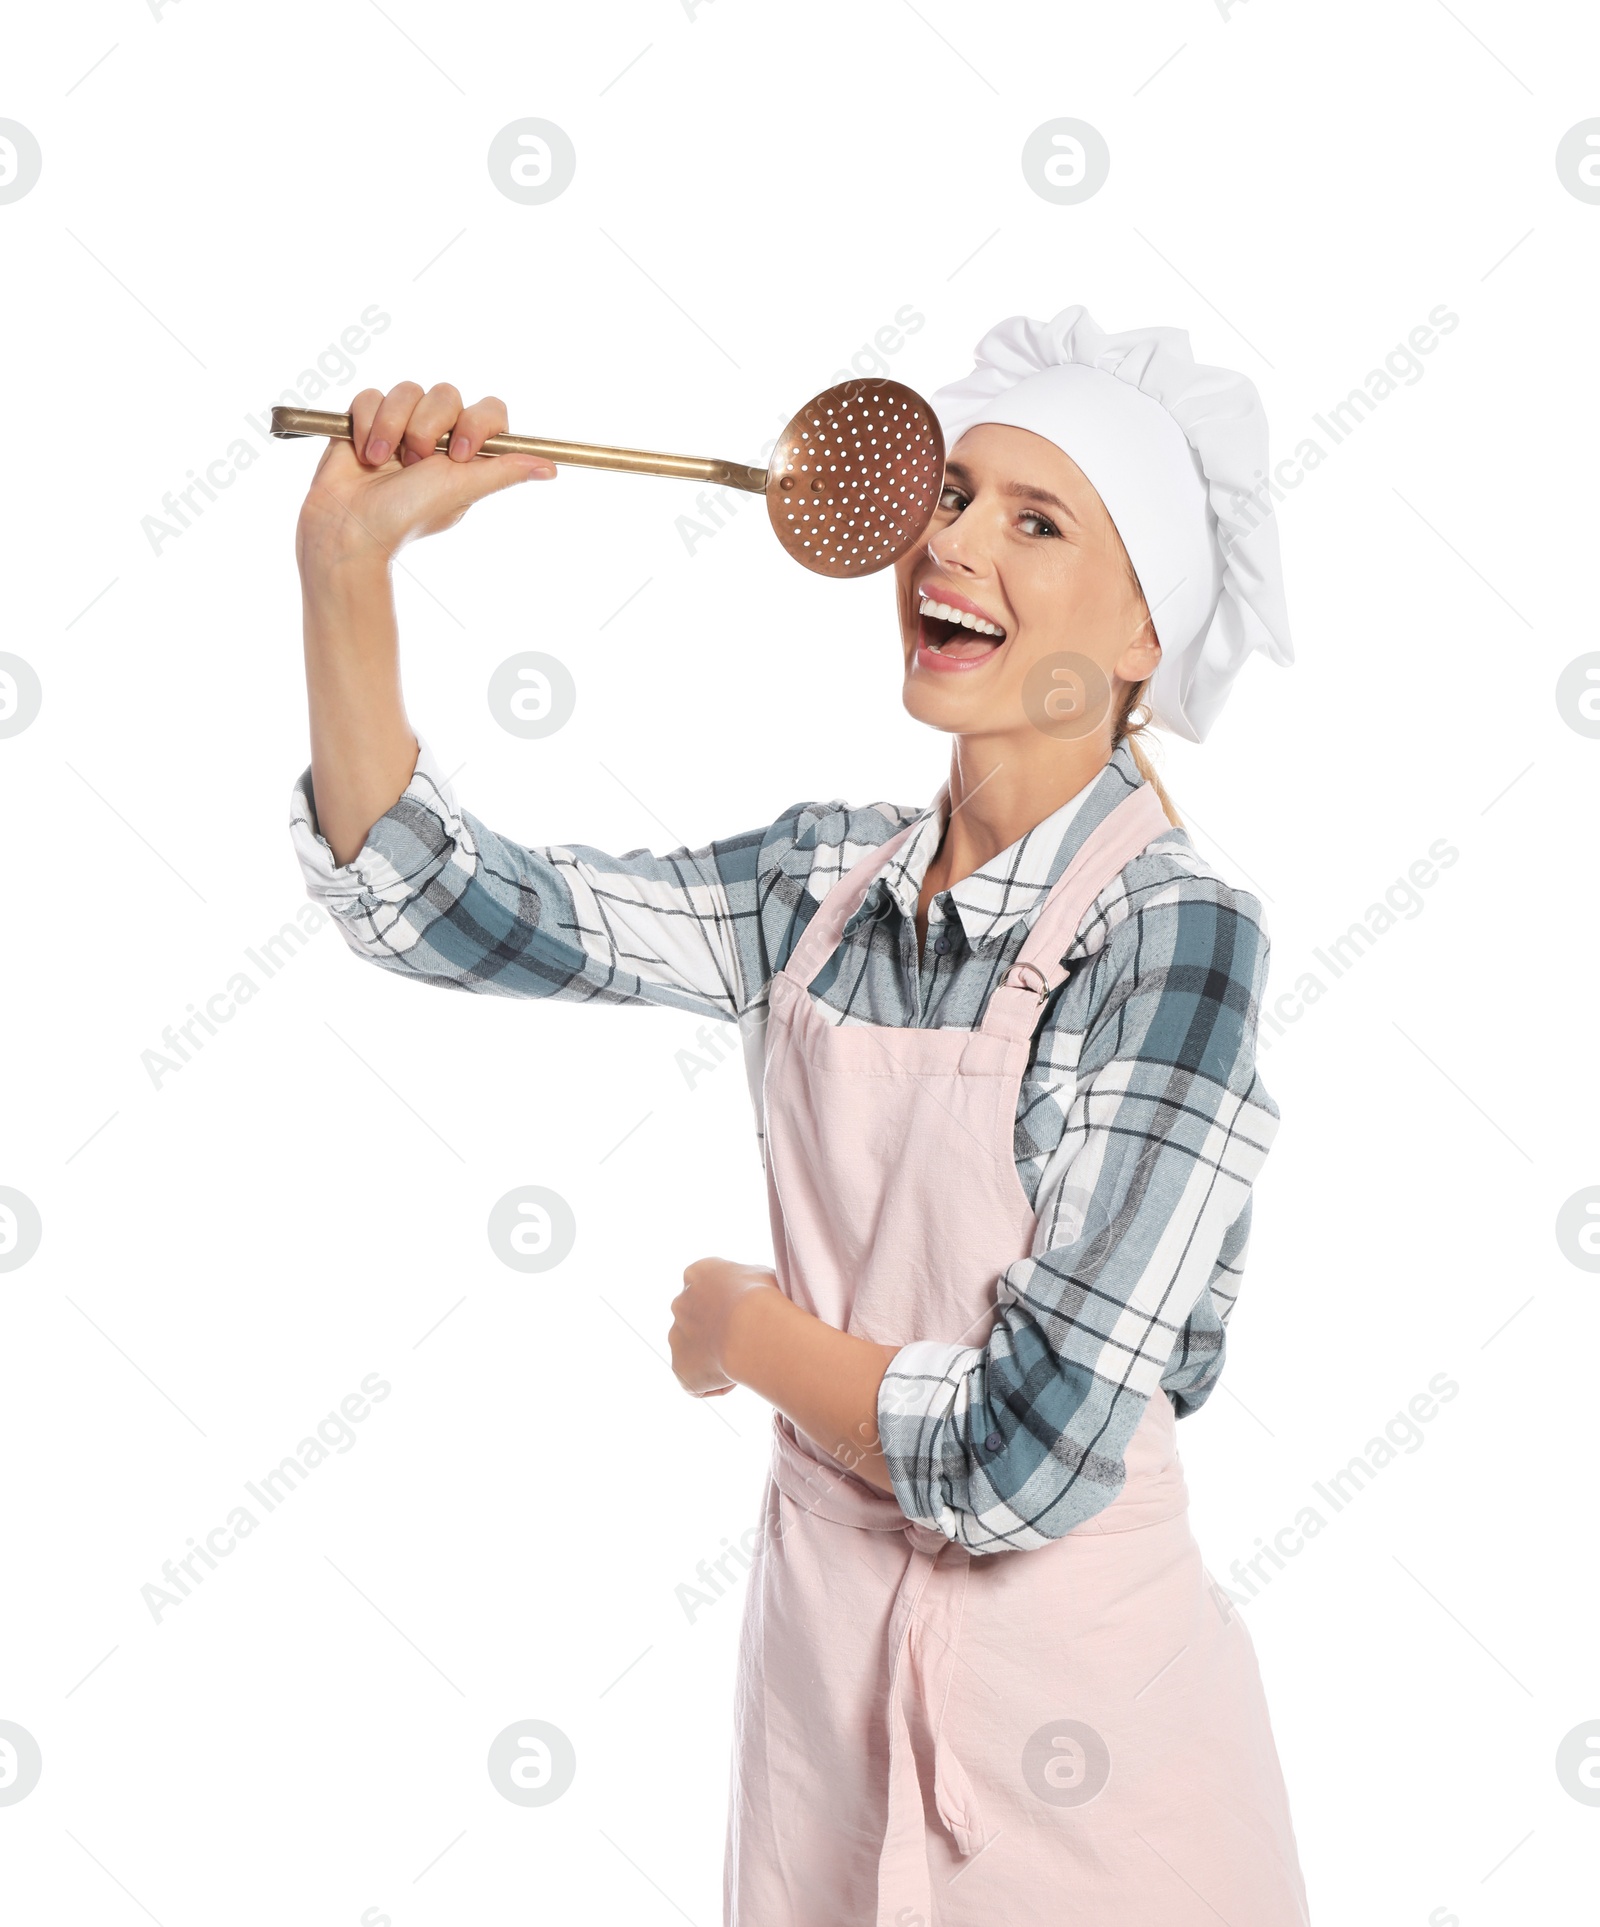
[{"xmin": 916, "ymin": 593, "xmax": 1007, "ymax": 665}]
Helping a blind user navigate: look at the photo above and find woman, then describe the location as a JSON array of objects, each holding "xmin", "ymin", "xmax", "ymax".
[{"xmin": 291, "ymin": 306, "xmax": 1309, "ymax": 1924}]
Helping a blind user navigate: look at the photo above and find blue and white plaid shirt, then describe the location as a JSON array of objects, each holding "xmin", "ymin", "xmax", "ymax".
[{"xmin": 290, "ymin": 735, "xmax": 1280, "ymax": 1554}]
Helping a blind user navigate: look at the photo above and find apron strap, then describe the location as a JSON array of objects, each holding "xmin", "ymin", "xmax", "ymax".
[
  {"xmin": 979, "ymin": 781, "xmax": 1172, "ymax": 1045},
  {"xmin": 768, "ymin": 1417, "xmax": 988, "ymax": 1918},
  {"xmin": 779, "ymin": 820, "xmax": 919, "ymax": 992}
]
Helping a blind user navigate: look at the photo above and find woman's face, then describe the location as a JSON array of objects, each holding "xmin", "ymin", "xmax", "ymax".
[{"xmin": 894, "ymin": 422, "xmax": 1161, "ymax": 743}]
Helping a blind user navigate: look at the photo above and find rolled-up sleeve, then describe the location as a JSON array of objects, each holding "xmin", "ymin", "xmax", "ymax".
[
  {"xmin": 875, "ymin": 877, "xmax": 1281, "ymax": 1553},
  {"xmin": 290, "ymin": 735, "xmax": 777, "ymax": 1022}
]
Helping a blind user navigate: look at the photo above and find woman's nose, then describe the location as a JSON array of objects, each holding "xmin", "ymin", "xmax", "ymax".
[{"xmin": 928, "ymin": 529, "xmax": 979, "ymax": 576}]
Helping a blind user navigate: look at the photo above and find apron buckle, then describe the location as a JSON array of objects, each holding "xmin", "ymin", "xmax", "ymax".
[{"xmin": 1003, "ymin": 959, "xmax": 1052, "ymax": 1003}]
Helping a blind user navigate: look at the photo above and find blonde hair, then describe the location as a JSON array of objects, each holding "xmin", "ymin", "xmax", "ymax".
[
  {"xmin": 1111, "ymin": 553, "xmax": 1183, "ymax": 829},
  {"xmin": 1113, "ymin": 679, "xmax": 1181, "ymax": 828}
]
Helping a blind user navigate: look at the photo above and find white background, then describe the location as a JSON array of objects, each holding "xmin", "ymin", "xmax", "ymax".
[{"xmin": 2, "ymin": 3, "xmax": 1596, "ymax": 1923}]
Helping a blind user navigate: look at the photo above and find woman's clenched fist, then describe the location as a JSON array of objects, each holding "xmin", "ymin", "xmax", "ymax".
[{"xmin": 295, "ymin": 381, "xmax": 555, "ymax": 569}]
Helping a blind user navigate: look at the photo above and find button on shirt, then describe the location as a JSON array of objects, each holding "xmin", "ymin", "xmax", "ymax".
[{"xmin": 289, "ymin": 736, "xmax": 1281, "ymax": 1554}]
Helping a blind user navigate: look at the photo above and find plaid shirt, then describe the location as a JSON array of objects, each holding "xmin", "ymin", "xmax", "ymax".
[{"xmin": 290, "ymin": 735, "xmax": 1280, "ymax": 1554}]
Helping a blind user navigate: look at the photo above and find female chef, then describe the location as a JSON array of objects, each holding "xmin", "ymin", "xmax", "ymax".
[{"xmin": 290, "ymin": 305, "xmax": 1309, "ymax": 1925}]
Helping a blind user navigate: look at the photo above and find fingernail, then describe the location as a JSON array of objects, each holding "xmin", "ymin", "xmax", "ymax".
[
  {"xmin": 450, "ymin": 433, "xmax": 470, "ymax": 461},
  {"xmin": 366, "ymin": 438, "xmax": 390, "ymax": 465}
]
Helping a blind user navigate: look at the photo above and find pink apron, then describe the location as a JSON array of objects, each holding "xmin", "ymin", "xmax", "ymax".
[{"xmin": 725, "ymin": 779, "xmax": 1311, "ymax": 1926}]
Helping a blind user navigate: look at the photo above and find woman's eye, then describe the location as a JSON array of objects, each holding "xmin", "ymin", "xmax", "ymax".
[
  {"xmin": 937, "ymin": 485, "xmax": 967, "ymax": 511},
  {"xmin": 1019, "ymin": 510, "xmax": 1059, "ymax": 538}
]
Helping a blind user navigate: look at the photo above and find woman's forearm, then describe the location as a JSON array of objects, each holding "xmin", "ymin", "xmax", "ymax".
[
  {"xmin": 298, "ymin": 539, "xmax": 418, "ymax": 868},
  {"xmin": 291, "ymin": 382, "xmax": 554, "ymax": 868},
  {"xmin": 724, "ymin": 1288, "xmax": 901, "ymax": 1494}
]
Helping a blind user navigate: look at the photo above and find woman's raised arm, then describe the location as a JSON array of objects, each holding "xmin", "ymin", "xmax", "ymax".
[
  {"xmin": 290, "ymin": 388, "xmax": 921, "ymax": 1024},
  {"xmin": 295, "ymin": 381, "xmax": 554, "ymax": 866}
]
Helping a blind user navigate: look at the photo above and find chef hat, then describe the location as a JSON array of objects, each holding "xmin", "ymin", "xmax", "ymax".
[{"xmin": 927, "ymin": 304, "xmax": 1293, "ymax": 743}]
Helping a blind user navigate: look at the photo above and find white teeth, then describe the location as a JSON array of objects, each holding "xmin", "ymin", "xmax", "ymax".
[{"xmin": 918, "ymin": 594, "xmax": 1004, "ymax": 639}]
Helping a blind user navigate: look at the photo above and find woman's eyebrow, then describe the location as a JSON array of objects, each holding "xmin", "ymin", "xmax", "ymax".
[{"xmin": 944, "ymin": 462, "xmax": 1080, "ymax": 524}]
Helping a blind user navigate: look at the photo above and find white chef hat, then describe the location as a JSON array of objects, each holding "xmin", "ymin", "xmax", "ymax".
[{"xmin": 927, "ymin": 304, "xmax": 1293, "ymax": 743}]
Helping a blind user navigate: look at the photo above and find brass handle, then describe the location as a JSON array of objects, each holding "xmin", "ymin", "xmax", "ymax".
[{"xmin": 268, "ymin": 406, "xmax": 768, "ymax": 494}]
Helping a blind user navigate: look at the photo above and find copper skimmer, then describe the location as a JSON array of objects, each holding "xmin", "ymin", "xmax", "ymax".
[{"xmin": 269, "ymin": 377, "xmax": 945, "ymax": 579}]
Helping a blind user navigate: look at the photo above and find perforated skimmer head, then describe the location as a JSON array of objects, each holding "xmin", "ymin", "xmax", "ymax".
[{"xmin": 766, "ymin": 379, "xmax": 946, "ymax": 578}]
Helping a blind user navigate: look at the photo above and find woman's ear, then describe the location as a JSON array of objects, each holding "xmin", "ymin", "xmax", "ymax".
[{"xmin": 1115, "ymin": 597, "xmax": 1161, "ymax": 683}]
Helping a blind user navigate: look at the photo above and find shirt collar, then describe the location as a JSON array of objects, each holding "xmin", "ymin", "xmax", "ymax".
[{"xmin": 855, "ymin": 739, "xmax": 1150, "ymax": 949}]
